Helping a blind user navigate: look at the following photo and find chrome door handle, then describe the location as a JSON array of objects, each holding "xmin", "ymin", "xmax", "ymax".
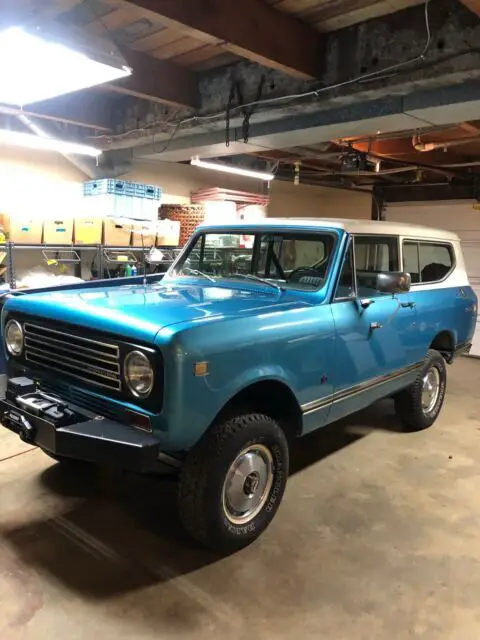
[
  {"xmin": 360, "ymin": 298, "xmax": 375, "ymax": 308},
  {"xmin": 370, "ymin": 321, "xmax": 382, "ymax": 330}
]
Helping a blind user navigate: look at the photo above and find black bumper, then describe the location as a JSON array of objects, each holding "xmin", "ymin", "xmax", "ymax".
[
  {"xmin": 454, "ymin": 342, "xmax": 472, "ymax": 359},
  {"xmin": 0, "ymin": 382, "xmax": 163, "ymax": 473}
]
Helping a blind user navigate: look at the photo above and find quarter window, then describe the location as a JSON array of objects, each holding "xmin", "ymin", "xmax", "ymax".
[{"xmin": 403, "ymin": 241, "xmax": 453, "ymax": 283}]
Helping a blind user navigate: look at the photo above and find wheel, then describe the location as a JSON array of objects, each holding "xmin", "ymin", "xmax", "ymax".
[
  {"xmin": 394, "ymin": 349, "xmax": 447, "ymax": 431},
  {"xmin": 178, "ymin": 413, "xmax": 289, "ymax": 553}
]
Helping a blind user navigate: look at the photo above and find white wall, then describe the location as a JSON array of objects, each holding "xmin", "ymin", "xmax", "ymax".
[
  {"xmin": 125, "ymin": 160, "xmax": 372, "ymax": 219},
  {"xmin": 0, "ymin": 148, "xmax": 371, "ymax": 220},
  {"xmin": 0, "ymin": 144, "xmax": 86, "ymax": 219}
]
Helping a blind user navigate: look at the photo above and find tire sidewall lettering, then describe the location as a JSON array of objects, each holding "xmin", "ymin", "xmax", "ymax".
[{"xmin": 221, "ymin": 437, "xmax": 286, "ymax": 537}]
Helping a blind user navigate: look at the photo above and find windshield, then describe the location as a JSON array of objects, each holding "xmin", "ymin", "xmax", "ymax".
[{"xmin": 171, "ymin": 231, "xmax": 336, "ymax": 291}]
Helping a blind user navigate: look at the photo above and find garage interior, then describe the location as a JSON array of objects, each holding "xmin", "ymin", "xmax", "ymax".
[{"xmin": 1, "ymin": 0, "xmax": 480, "ymax": 637}]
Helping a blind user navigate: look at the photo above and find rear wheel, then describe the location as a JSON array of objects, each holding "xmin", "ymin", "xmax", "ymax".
[
  {"xmin": 394, "ymin": 349, "xmax": 447, "ymax": 431},
  {"xmin": 178, "ymin": 413, "xmax": 289, "ymax": 553}
]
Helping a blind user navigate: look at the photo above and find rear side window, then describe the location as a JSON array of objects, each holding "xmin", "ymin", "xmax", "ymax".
[{"xmin": 403, "ymin": 241, "xmax": 454, "ymax": 284}]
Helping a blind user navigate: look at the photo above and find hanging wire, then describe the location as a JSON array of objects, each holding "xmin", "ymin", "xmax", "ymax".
[{"xmin": 94, "ymin": 0, "xmax": 433, "ymax": 152}]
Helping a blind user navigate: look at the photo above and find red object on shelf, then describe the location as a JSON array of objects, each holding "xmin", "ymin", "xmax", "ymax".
[{"xmin": 191, "ymin": 188, "xmax": 269, "ymax": 206}]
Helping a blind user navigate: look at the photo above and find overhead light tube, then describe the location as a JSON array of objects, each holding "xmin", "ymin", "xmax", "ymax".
[
  {"xmin": 0, "ymin": 128, "xmax": 102, "ymax": 157},
  {"xmin": 0, "ymin": 26, "xmax": 131, "ymax": 106},
  {"xmin": 191, "ymin": 156, "xmax": 274, "ymax": 181}
]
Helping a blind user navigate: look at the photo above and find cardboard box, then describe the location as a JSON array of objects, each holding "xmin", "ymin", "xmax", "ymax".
[
  {"xmin": 0, "ymin": 213, "xmax": 10, "ymax": 237},
  {"xmin": 10, "ymin": 217, "xmax": 43, "ymax": 244},
  {"xmin": 74, "ymin": 217, "xmax": 103, "ymax": 244},
  {"xmin": 43, "ymin": 218, "xmax": 73, "ymax": 244},
  {"xmin": 156, "ymin": 220, "xmax": 180, "ymax": 247},
  {"xmin": 132, "ymin": 222, "xmax": 156, "ymax": 247},
  {"xmin": 104, "ymin": 218, "xmax": 132, "ymax": 246}
]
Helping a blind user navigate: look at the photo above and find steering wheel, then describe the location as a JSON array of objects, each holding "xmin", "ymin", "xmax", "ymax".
[{"xmin": 288, "ymin": 265, "xmax": 326, "ymax": 283}]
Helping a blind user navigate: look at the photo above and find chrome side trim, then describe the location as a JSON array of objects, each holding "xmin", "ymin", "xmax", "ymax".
[{"xmin": 301, "ymin": 361, "xmax": 423, "ymax": 415}]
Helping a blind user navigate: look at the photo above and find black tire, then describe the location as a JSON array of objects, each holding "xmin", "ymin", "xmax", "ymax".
[
  {"xmin": 394, "ymin": 349, "xmax": 447, "ymax": 431},
  {"xmin": 178, "ymin": 413, "xmax": 289, "ymax": 553}
]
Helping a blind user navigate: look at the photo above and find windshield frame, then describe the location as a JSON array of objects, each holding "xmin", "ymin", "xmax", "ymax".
[{"xmin": 166, "ymin": 226, "xmax": 339, "ymax": 292}]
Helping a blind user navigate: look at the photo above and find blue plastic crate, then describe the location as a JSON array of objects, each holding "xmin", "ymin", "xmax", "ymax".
[{"xmin": 84, "ymin": 179, "xmax": 161, "ymax": 201}]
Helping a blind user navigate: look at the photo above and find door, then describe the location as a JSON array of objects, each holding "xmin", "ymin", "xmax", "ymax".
[
  {"xmin": 329, "ymin": 236, "xmax": 419, "ymax": 422},
  {"xmin": 386, "ymin": 202, "xmax": 480, "ymax": 356}
]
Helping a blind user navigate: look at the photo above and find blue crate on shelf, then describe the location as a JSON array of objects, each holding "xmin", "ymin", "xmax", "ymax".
[{"xmin": 84, "ymin": 179, "xmax": 162, "ymax": 201}]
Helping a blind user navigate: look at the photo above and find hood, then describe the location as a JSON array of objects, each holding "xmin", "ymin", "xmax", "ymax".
[{"xmin": 5, "ymin": 281, "xmax": 310, "ymax": 343}]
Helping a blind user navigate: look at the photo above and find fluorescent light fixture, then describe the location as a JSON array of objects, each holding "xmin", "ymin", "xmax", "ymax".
[
  {"xmin": 0, "ymin": 128, "xmax": 102, "ymax": 157},
  {"xmin": 191, "ymin": 156, "xmax": 274, "ymax": 181},
  {"xmin": 0, "ymin": 26, "xmax": 131, "ymax": 106}
]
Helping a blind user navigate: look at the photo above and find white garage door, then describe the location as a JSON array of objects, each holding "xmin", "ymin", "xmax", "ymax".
[{"xmin": 386, "ymin": 201, "xmax": 480, "ymax": 356}]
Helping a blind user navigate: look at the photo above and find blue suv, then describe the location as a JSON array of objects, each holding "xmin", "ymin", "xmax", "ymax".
[{"xmin": 0, "ymin": 218, "xmax": 477, "ymax": 552}]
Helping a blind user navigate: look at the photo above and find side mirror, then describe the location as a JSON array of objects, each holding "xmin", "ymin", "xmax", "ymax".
[{"xmin": 376, "ymin": 271, "xmax": 411, "ymax": 294}]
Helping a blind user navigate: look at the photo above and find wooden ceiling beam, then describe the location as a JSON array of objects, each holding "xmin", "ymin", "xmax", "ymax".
[
  {"xmin": 105, "ymin": 46, "xmax": 199, "ymax": 108},
  {"xmin": 459, "ymin": 0, "xmax": 480, "ymax": 16},
  {"xmin": 123, "ymin": 0, "xmax": 324, "ymax": 78}
]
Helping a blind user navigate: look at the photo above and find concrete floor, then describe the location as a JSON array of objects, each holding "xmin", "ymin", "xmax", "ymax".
[{"xmin": 1, "ymin": 359, "xmax": 480, "ymax": 639}]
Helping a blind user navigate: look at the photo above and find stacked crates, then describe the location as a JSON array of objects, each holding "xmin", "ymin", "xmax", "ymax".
[{"xmin": 83, "ymin": 179, "xmax": 162, "ymax": 222}]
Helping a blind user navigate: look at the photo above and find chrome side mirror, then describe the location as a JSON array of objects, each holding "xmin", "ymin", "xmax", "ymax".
[{"xmin": 376, "ymin": 271, "xmax": 411, "ymax": 294}]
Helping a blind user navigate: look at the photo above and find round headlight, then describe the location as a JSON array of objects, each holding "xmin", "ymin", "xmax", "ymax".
[
  {"xmin": 124, "ymin": 351, "xmax": 154, "ymax": 398},
  {"xmin": 5, "ymin": 320, "xmax": 23, "ymax": 356}
]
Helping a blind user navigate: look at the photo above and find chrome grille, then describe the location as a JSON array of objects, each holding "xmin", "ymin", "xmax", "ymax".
[{"xmin": 24, "ymin": 322, "xmax": 121, "ymax": 392}]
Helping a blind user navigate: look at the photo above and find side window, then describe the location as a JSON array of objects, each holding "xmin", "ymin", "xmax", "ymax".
[
  {"xmin": 354, "ymin": 235, "xmax": 399, "ymax": 295},
  {"xmin": 335, "ymin": 243, "xmax": 355, "ymax": 299},
  {"xmin": 419, "ymin": 242, "xmax": 453, "ymax": 283},
  {"xmin": 402, "ymin": 241, "xmax": 454, "ymax": 284}
]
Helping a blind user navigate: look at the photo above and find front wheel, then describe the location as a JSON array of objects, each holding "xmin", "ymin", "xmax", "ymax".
[
  {"xmin": 394, "ymin": 349, "xmax": 447, "ymax": 431},
  {"xmin": 178, "ymin": 413, "xmax": 289, "ymax": 553}
]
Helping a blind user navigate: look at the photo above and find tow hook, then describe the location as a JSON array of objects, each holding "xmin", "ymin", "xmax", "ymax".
[{"xmin": 19, "ymin": 415, "xmax": 36, "ymax": 443}]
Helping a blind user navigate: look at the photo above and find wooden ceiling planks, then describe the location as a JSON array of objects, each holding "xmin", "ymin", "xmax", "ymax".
[
  {"xmin": 263, "ymin": 0, "xmax": 423, "ymax": 32},
  {"xmin": 150, "ymin": 36, "xmax": 207, "ymax": 60}
]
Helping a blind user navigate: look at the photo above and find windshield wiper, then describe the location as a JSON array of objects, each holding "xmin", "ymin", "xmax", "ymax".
[
  {"xmin": 229, "ymin": 273, "xmax": 285, "ymax": 293},
  {"xmin": 182, "ymin": 267, "xmax": 216, "ymax": 283}
]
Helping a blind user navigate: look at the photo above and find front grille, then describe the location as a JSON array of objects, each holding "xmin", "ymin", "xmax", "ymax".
[{"xmin": 24, "ymin": 322, "xmax": 121, "ymax": 392}]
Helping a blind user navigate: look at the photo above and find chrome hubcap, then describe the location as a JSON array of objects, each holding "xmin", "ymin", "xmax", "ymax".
[
  {"xmin": 421, "ymin": 367, "xmax": 441, "ymax": 414},
  {"xmin": 222, "ymin": 444, "xmax": 274, "ymax": 525}
]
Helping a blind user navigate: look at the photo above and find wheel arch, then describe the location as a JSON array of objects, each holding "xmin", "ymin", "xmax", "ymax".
[
  {"xmin": 430, "ymin": 329, "xmax": 456, "ymax": 364},
  {"xmin": 214, "ymin": 378, "xmax": 303, "ymax": 439}
]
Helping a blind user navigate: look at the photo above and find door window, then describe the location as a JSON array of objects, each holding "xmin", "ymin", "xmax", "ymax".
[{"xmin": 354, "ymin": 235, "xmax": 399, "ymax": 296}]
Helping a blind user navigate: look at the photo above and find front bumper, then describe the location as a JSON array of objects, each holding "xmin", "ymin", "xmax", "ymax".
[{"xmin": 0, "ymin": 377, "xmax": 164, "ymax": 473}]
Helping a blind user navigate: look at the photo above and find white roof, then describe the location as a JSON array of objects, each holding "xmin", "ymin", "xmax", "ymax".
[{"xmin": 199, "ymin": 217, "xmax": 459, "ymax": 241}]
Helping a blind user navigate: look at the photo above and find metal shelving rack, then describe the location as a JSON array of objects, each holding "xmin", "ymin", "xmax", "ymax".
[{"xmin": 0, "ymin": 243, "xmax": 181, "ymax": 289}]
